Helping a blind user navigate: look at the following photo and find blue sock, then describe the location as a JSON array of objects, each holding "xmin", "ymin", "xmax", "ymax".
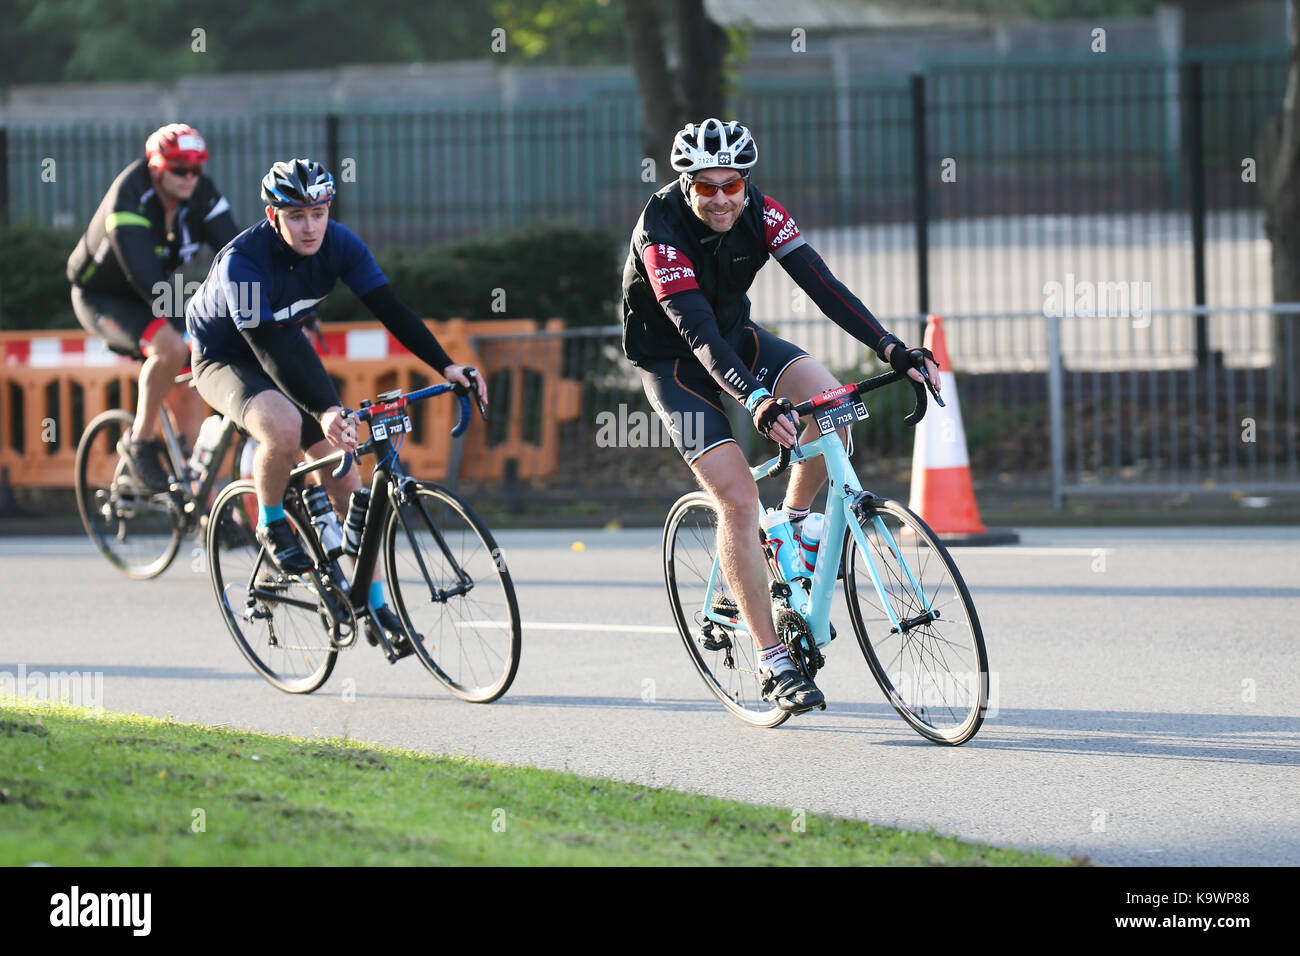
[
  {"xmin": 369, "ymin": 581, "xmax": 387, "ymax": 609},
  {"xmin": 257, "ymin": 502, "xmax": 285, "ymax": 529}
]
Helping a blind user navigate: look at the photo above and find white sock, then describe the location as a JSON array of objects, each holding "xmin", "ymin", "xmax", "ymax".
[{"xmin": 759, "ymin": 643, "xmax": 795, "ymax": 674}]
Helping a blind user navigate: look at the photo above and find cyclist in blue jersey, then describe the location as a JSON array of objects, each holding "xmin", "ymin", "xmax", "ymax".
[
  {"xmin": 186, "ymin": 158, "xmax": 488, "ymax": 651},
  {"xmin": 621, "ymin": 119, "xmax": 939, "ymax": 715}
]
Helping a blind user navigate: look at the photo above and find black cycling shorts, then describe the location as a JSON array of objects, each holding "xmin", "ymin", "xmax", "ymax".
[
  {"xmin": 192, "ymin": 354, "xmax": 326, "ymax": 449},
  {"xmin": 637, "ymin": 323, "xmax": 810, "ymax": 465},
  {"xmin": 71, "ymin": 287, "xmax": 183, "ymax": 360}
]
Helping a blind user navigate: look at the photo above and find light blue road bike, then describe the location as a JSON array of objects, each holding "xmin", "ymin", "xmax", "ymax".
[{"xmin": 662, "ymin": 369, "xmax": 989, "ymax": 744}]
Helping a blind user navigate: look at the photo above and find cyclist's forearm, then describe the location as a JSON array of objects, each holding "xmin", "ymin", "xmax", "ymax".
[
  {"xmin": 780, "ymin": 244, "xmax": 887, "ymax": 353},
  {"xmin": 661, "ymin": 289, "xmax": 764, "ymax": 404},
  {"xmin": 359, "ymin": 284, "xmax": 454, "ymax": 375},
  {"xmin": 242, "ymin": 326, "xmax": 340, "ymax": 419}
]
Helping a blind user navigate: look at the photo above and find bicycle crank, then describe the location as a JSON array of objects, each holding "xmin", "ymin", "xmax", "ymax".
[
  {"xmin": 775, "ymin": 608, "xmax": 825, "ymax": 683},
  {"xmin": 312, "ymin": 569, "xmax": 358, "ymax": 649}
]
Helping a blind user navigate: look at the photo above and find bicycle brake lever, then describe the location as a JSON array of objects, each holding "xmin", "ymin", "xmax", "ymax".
[
  {"xmin": 920, "ymin": 368, "xmax": 946, "ymax": 408},
  {"xmin": 785, "ymin": 412, "xmax": 803, "ymax": 459}
]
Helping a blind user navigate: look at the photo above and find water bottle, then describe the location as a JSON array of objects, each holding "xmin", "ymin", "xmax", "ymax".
[
  {"xmin": 302, "ymin": 485, "xmax": 345, "ymax": 559},
  {"xmin": 343, "ymin": 487, "xmax": 371, "ymax": 557},
  {"xmin": 189, "ymin": 414, "xmax": 224, "ymax": 478},
  {"xmin": 798, "ymin": 512, "xmax": 825, "ymax": 577},
  {"xmin": 760, "ymin": 508, "xmax": 802, "ymax": 582}
]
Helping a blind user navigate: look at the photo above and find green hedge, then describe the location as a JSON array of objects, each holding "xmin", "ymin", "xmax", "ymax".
[
  {"xmin": 317, "ymin": 222, "xmax": 623, "ymax": 328},
  {"xmin": 0, "ymin": 221, "xmax": 623, "ymax": 332},
  {"xmin": 0, "ymin": 224, "xmax": 83, "ymax": 331}
]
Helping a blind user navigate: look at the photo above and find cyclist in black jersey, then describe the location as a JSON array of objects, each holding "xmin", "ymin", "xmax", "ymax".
[
  {"xmin": 67, "ymin": 123, "xmax": 239, "ymax": 491},
  {"xmin": 621, "ymin": 118, "xmax": 940, "ymax": 715}
]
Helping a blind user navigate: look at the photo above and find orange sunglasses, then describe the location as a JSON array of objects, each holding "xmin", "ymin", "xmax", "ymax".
[{"xmin": 689, "ymin": 176, "xmax": 747, "ymax": 197}]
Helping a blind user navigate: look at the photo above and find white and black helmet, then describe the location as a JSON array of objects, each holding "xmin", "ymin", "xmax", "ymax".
[
  {"xmin": 261, "ymin": 158, "xmax": 336, "ymax": 208},
  {"xmin": 670, "ymin": 119, "xmax": 758, "ymax": 174}
]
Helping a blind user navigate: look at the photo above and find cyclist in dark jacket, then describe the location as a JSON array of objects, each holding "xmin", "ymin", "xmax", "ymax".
[
  {"xmin": 68, "ymin": 123, "xmax": 239, "ymax": 491},
  {"xmin": 622, "ymin": 118, "xmax": 939, "ymax": 715}
]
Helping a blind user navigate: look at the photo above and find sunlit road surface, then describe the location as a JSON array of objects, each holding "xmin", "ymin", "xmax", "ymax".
[{"xmin": 2, "ymin": 525, "xmax": 1296, "ymax": 866}]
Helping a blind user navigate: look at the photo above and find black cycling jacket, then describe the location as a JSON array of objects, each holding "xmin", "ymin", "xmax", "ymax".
[
  {"xmin": 67, "ymin": 158, "xmax": 237, "ymax": 315},
  {"xmin": 621, "ymin": 180, "xmax": 887, "ymax": 405}
]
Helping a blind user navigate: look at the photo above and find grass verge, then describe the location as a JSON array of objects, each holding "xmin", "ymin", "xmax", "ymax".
[{"xmin": 0, "ymin": 699, "xmax": 1079, "ymax": 866}]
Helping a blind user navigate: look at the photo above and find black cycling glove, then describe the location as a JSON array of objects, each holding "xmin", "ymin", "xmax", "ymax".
[
  {"xmin": 888, "ymin": 344, "xmax": 938, "ymax": 377},
  {"xmin": 752, "ymin": 396, "xmax": 795, "ymax": 438}
]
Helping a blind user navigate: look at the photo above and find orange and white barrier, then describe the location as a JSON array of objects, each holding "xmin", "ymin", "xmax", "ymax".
[{"xmin": 0, "ymin": 319, "xmax": 581, "ymax": 490}]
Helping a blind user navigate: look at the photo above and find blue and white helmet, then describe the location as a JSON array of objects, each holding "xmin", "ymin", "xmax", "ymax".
[
  {"xmin": 670, "ymin": 119, "xmax": 759, "ymax": 174},
  {"xmin": 261, "ymin": 158, "xmax": 335, "ymax": 208}
]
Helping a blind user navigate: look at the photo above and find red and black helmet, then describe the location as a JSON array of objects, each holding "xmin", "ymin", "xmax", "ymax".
[{"xmin": 145, "ymin": 123, "xmax": 209, "ymax": 171}]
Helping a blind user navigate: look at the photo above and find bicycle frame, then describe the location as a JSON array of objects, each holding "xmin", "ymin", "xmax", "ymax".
[
  {"xmin": 277, "ymin": 383, "xmax": 477, "ymax": 617},
  {"xmin": 698, "ymin": 429, "xmax": 935, "ymax": 651},
  {"xmin": 154, "ymin": 407, "xmax": 243, "ymax": 522}
]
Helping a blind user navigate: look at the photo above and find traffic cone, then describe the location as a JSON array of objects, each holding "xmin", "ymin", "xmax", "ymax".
[{"xmin": 907, "ymin": 315, "xmax": 1018, "ymax": 546}]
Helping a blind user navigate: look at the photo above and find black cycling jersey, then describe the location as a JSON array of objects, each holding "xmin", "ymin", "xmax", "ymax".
[
  {"xmin": 621, "ymin": 181, "xmax": 887, "ymax": 407},
  {"xmin": 66, "ymin": 158, "xmax": 237, "ymax": 313}
]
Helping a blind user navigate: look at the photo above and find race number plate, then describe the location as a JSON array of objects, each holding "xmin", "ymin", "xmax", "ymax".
[
  {"xmin": 815, "ymin": 399, "xmax": 868, "ymax": 435},
  {"xmin": 371, "ymin": 414, "xmax": 412, "ymax": 441}
]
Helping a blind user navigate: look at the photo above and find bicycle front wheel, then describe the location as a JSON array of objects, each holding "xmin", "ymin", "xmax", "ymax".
[
  {"xmin": 843, "ymin": 497, "xmax": 988, "ymax": 745},
  {"xmin": 663, "ymin": 492, "xmax": 788, "ymax": 728},
  {"xmin": 75, "ymin": 409, "xmax": 183, "ymax": 579},
  {"xmin": 208, "ymin": 479, "xmax": 336, "ymax": 694},
  {"xmin": 385, "ymin": 481, "xmax": 520, "ymax": 703}
]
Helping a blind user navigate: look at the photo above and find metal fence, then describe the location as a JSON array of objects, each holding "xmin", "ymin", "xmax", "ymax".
[
  {"xmin": 460, "ymin": 308, "xmax": 1300, "ymax": 516},
  {"xmin": 1, "ymin": 52, "xmax": 1288, "ymax": 320},
  {"xmin": 3, "ymin": 52, "xmax": 1297, "ymax": 506}
]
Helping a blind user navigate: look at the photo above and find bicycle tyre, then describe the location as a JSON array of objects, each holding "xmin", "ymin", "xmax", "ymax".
[
  {"xmin": 384, "ymin": 481, "xmax": 521, "ymax": 703},
  {"xmin": 842, "ymin": 497, "xmax": 988, "ymax": 745},
  {"xmin": 663, "ymin": 491, "xmax": 789, "ymax": 728},
  {"xmin": 75, "ymin": 409, "xmax": 183, "ymax": 579},
  {"xmin": 207, "ymin": 479, "xmax": 336, "ymax": 694}
]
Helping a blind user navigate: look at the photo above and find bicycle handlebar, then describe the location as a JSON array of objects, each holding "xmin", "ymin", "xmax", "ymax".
[
  {"xmin": 764, "ymin": 367, "xmax": 941, "ymax": 479},
  {"xmin": 330, "ymin": 367, "xmax": 485, "ymax": 479}
]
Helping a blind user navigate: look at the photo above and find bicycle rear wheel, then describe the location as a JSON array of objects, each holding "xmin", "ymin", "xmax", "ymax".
[
  {"xmin": 843, "ymin": 497, "xmax": 988, "ymax": 745},
  {"xmin": 385, "ymin": 481, "xmax": 520, "ymax": 703},
  {"xmin": 663, "ymin": 492, "xmax": 788, "ymax": 728},
  {"xmin": 207, "ymin": 479, "xmax": 336, "ymax": 694},
  {"xmin": 75, "ymin": 409, "xmax": 183, "ymax": 579}
]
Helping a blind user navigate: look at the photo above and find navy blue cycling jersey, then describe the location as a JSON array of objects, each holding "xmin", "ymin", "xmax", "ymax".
[
  {"xmin": 187, "ymin": 218, "xmax": 384, "ymax": 359},
  {"xmin": 186, "ymin": 217, "xmax": 453, "ymax": 420}
]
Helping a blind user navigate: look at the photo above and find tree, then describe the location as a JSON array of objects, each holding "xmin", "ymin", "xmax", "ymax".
[
  {"xmin": 1260, "ymin": 0, "xmax": 1300, "ymax": 403},
  {"xmin": 621, "ymin": 0, "xmax": 729, "ymax": 179}
]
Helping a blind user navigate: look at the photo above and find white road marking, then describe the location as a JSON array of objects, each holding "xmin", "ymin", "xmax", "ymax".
[
  {"xmin": 460, "ymin": 620, "xmax": 677, "ymax": 634},
  {"xmin": 947, "ymin": 547, "xmax": 1111, "ymax": 556}
]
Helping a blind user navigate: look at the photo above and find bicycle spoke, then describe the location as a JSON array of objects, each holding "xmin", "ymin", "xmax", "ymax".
[{"xmin": 845, "ymin": 499, "xmax": 988, "ymax": 745}]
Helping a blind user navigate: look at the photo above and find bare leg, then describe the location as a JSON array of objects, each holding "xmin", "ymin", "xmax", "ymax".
[
  {"xmin": 692, "ymin": 443, "xmax": 779, "ymax": 651},
  {"xmin": 132, "ymin": 326, "xmax": 190, "ymax": 441},
  {"xmin": 243, "ymin": 391, "xmax": 305, "ymax": 509}
]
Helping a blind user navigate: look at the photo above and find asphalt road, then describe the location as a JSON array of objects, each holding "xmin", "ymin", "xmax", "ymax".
[{"xmin": 2, "ymin": 525, "xmax": 1296, "ymax": 866}]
